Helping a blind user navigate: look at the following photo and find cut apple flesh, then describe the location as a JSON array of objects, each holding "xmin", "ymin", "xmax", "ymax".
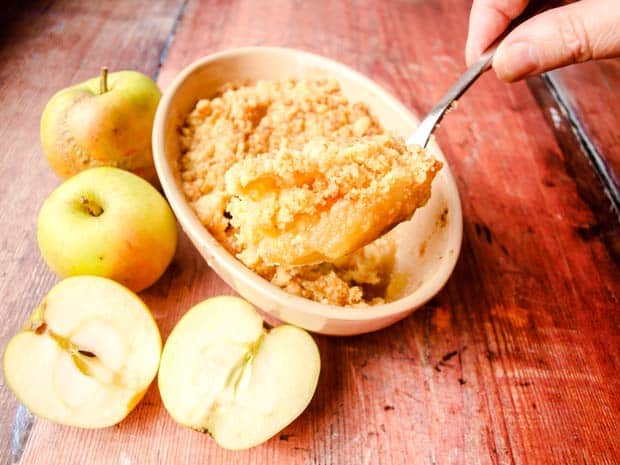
[
  {"xmin": 158, "ymin": 296, "xmax": 321, "ymax": 450},
  {"xmin": 3, "ymin": 276, "xmax": 161, "ymax": 428}
]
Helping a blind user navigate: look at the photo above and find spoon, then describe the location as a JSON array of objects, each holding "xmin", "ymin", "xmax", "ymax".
[{"xmin": 407, "ymin": 0, "xmax": 556, "ymax": 148}]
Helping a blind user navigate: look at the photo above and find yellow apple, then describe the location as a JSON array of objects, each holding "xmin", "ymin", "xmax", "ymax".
[
  {"xmin": 37, "ymin": 167, "xmax": 177, "ymax": 292},
  {"xmin": 3, "ymin": 276, "xmax": 162, "ymax": 428},
  {"xmin": 40, "ymin": 68, "xmax": 161, "ymax": 185},
  {"xmin": 158, "ymin": 296, "xmax": 321, "ymax": 450}
]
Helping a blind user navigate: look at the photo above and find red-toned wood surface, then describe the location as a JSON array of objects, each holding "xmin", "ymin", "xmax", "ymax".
[
  {"xmin": 1, "ymin": 1, "xmax": 619, "ymax": 464},
  {"xmin": 0, "ymin": 1, "xmax": 186, "ymax": 461}
]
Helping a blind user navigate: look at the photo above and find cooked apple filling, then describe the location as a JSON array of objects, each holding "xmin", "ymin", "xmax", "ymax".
[
  {"xmin": 179, "ymin": 78, "xmax": 441, "ymax": 306},
  {"xmin": 226, "ymin": 135, "xmax": 441, "ymax": 266}
]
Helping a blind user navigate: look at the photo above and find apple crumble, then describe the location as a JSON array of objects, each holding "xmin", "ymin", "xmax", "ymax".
[{"xmin": 179, "ymin": 78, "xmax": 441, "ymax": 306}]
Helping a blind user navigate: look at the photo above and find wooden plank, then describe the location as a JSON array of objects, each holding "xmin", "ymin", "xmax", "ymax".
[
  {"xmin": 0, "ymin": 0, "xmax": 185, "ymax": 462},
  {"xmin": 548, "ymin": 60, "xmax": 620, "ymax": 201},
  {"xmin": 3, "ymin": 0, "xmax": 619, "ymax": 464},
  {"xmin": 528, "ymin": 75, "xmax": 620, "ymax": 265}
]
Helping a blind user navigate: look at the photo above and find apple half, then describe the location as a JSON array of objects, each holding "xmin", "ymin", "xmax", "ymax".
[
  {"xmin": 158, "ymin": 296, "xmax": 321, "ymax": 450},
  {"xmin": 3, "ymin": 276, "xmax": 161, "ymax": 428}
]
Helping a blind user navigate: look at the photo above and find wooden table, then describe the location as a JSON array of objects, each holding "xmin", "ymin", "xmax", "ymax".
[{"xmin": 1, "ymin": 1, "xmax": 618, "ymax": 464}]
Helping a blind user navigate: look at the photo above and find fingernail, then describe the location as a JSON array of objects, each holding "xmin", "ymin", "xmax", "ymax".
[
  {"xmin": 465, "ymin": 38, "xmax": 486, "ymax": 67},
  {"xmin": 494, "ymin": 42, "xmax": 539, "ymax": 82},
  {"xmin": 465, "ymin": 41, "xmax": 478, "ymax": 67}
]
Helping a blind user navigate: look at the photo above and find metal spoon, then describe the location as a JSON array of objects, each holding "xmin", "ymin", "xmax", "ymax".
[{"xmin": 407, "ymin": 0, "xmax": 555, "ymax": 148}]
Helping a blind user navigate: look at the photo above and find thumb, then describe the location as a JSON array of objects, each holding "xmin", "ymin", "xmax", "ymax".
[{"xmin": 493, "ymin": 0, "xmax": 620, "ymax": 82}]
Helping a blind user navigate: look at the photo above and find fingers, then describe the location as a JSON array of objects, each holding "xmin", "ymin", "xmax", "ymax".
[
  {"xmin": 466, "ymin": 0, "xmax": 530, "ymax": 66},
  {"xmin": 493, "ymin": 0, "xmax": 620, "ymax": 81}
]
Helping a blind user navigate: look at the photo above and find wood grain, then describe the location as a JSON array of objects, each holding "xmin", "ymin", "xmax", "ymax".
[
  {"xmin": 2, "ymin": 1, "xmax": 619, "ymax": 464},
  {"xmin": 0, "ymin": 0, "xmax": 185, "ymax": 462}
]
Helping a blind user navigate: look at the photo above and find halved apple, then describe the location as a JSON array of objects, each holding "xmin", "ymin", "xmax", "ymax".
[
  {"xmin": 158, "ymin": 296, "xmax": 321, "ymax": 450},
  {"xmin": 3, "ymin": 276, "xmax": 161, "ymax": 428}
]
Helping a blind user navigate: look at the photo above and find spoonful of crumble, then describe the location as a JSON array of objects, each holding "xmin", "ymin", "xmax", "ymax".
[{"xmin": 225, "ymin": 134, "xmax": 441, "ymax": 267}]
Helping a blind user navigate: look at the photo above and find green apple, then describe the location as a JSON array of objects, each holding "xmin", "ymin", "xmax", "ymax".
[
  {"xmin": 40, "ymin": 68, "xmax": 161, "ymax": 185},
  {"xmin": 158, "ymin": 296, "xmax": 321, "ymax": 450},
  {"xmin": 37, "ymin": 167, "xmax": 177, "ymax": 292},
  {"xmin": 3, "ymin": 276, "xmax": 161, "ymax": 428}
]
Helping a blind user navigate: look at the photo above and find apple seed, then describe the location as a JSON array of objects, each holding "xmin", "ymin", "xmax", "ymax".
[
  {"xmin": 78, "ymin": 350, "xmax": 96, "ymax": 358},
  {"xmin": 34, "ymin": 322, "xmax": 47, "ymax": 335}
]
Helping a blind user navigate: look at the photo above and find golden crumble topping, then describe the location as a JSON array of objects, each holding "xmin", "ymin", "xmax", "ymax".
[{"xmin": 179, "ymin": 78, "xmax": 440, "ymax": 306}]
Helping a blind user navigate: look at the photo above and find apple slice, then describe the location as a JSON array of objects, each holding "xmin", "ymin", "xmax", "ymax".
[
  {"xmin": 158, "ymin": 296, "xmax": 321, "ymax": 450},
  {"xmin": 3, "ymin": 276, "xmax": 161, "ymax": 428}
]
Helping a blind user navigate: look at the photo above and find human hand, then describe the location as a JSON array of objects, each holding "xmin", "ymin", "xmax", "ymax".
[{"xmin": 465, "ymin": 0, "xmax": 620, "ymax": 81}]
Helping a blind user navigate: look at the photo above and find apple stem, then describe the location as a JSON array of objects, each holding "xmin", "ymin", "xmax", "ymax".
[
  {"xmin": 100, "ymin": 66, "xmax": 109, "ymax": 94},
  {"xmin": 80, "ymin": 196, "xmax": 104, "ymax": 217}
]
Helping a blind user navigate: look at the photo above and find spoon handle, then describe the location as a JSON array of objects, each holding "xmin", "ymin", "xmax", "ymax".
[
  {"xmin": 406, "ymin": 48, "xmax": 495, "ymax": 148},
  {"xmin": 407, "ymin": 0, "xmax": 559, "ymax": 148}
]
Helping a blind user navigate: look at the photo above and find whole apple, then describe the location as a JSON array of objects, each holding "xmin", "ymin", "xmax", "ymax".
[
  {"xmin": 37, "ymin": 167, "xmax": 177, "ymax": 292},
  {"xmin": 3, "ymin": 276, "xmax": 162, "ymax": 428},
  {"xmin": 40, "ymin": 68, "xmax": 161, "ymax": 185}
]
